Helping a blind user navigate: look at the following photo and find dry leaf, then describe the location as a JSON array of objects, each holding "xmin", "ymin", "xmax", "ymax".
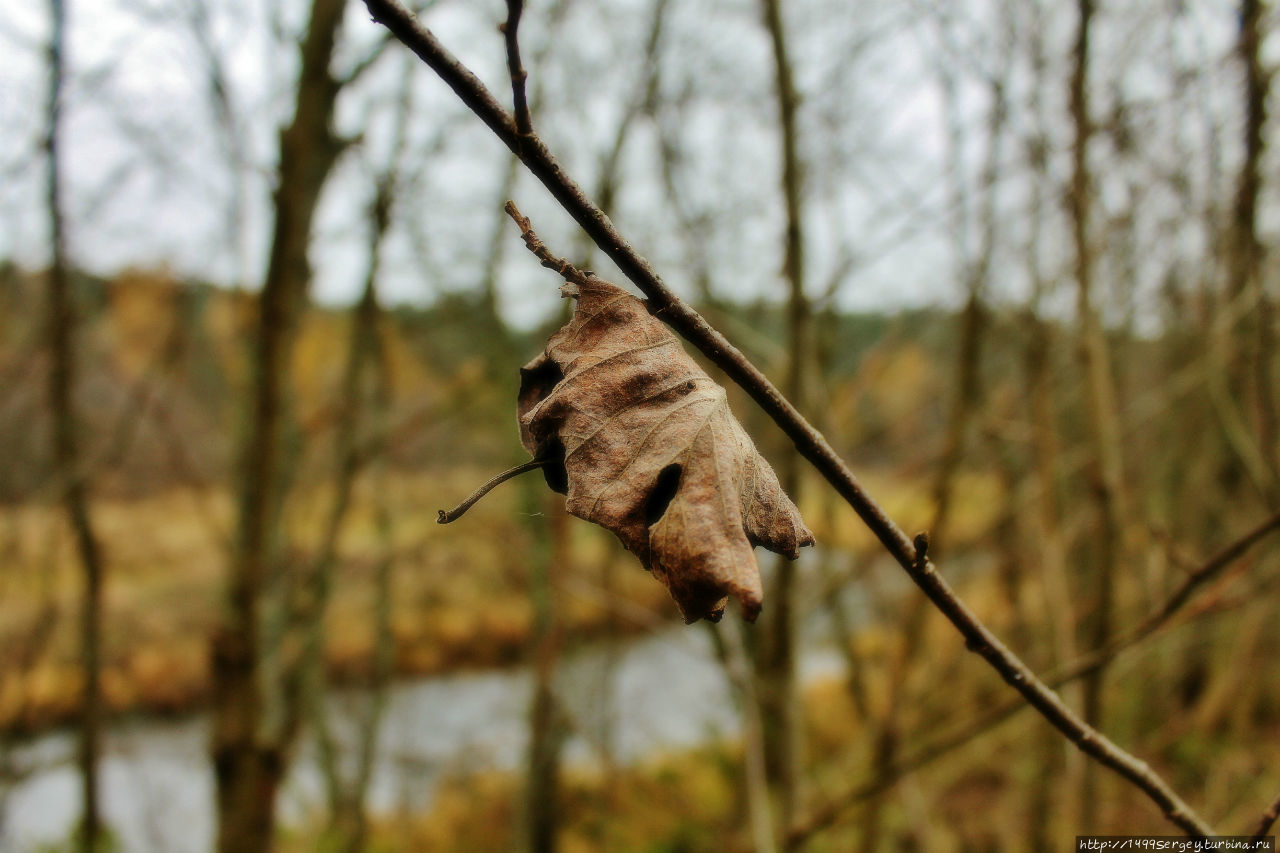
[{"xmin": 518, "ymin": 276, "xmax": 814, "ymax": 623}]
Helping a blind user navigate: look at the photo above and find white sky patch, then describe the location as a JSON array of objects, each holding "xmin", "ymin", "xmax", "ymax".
[{"xmin": 0, "ymin": 0, "xmax": 1262, "ymax": 336}]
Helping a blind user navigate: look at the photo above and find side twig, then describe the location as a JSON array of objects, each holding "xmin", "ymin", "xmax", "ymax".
[
  {"xmin": 361, "ymin": 0, "xmax": 1214, "ymax": 836},
  {"xmin": 501, "ymin": 0, "xmax": 533, "ymax": 136},
  {"xmin": 787, "ymin": 507, "xmax": 1280, "ymax": 846},
  {"xmin": 1143, "ymin": 508, "xmax": 1280, "ymax": 628},
  {"xmin": 505, "ymin": 201, "xmax": 592, "ymax": 286},
  {"xmin": 1048, "ymin": 507, "xmax": 1280, "ymax": 688},
  {"xmin": 1251, "ymin": 790, "xmax": 1280, "ymax": 840}
]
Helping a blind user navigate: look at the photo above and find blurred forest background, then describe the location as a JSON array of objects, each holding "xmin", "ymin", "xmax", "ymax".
[{"xmin": 2, "ymin": 0, "xmax": 1280, "ymax": 850}]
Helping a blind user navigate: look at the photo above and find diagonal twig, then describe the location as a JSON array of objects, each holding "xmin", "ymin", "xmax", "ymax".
[
  {"xmin": 1251, "ymin": 790, "xmax": 1280, "ymax": 840},
  {"xmin": 504, "ymin": 201, "xmax": 592, "ymax": 286},
  {"xmin": 361, "ymin": 0, "xmax": 1215, "ymax": 837},
  {"xmin": 786, "ymin": 507, "xmax": 1280, "ymax": 846},
  {"xmin": 500, "ymin": 0, "xmax": 533, "ymax": 136},
  {"xmin": 1049, "ymin": 508, "xmax": 1280, "ymax": 686}
]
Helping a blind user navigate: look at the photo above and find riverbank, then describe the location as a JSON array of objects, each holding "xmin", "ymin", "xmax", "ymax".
[
  {"xmin": 0, "ymin": 468, "xmax": 679, "ymax": 736},
  {"xmin": 0, "ymin": 461, "xmax": 999, "ymax": 736},
  {"xmin": 0, "ymin": 624, "xmax": 851, "ymax": 853}
]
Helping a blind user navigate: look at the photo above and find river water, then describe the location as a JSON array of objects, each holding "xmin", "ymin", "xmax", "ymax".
[{"xmin": 0, "ymin": 615, "xmax": 852, "ymax": 853}]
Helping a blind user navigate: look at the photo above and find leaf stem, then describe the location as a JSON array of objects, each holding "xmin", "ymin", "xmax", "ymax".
[{"xmin": 437, "ymin": 458, "xmax": 549, "ymax": 524}]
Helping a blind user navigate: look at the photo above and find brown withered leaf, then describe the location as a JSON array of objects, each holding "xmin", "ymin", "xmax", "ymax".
[{"xmin": 518, "ymin": 276, "xmax": 814, "ymax": 624}]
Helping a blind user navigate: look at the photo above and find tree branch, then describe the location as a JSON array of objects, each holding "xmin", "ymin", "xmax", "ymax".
[
  {"xmin": 504, "ymin": 201, "xmax": 592, "ymax": 286},
  {"xmin": 361, "ymin": 0, "xmax": 1215, "ymax": 836},
  {"xmin": 500, "ymin": 0, "xmax": 532, "ymax": 136},
  {"xmin": 1143, "ymin": 508, "xmax": 1280, "ymax": 630},
  {"xmin": 1250, "ymin": 789, "xmax": 1280, "ymax": 840},
  {"xmin": 786, "ymin": 507, "xmax": 1280, "ymax": 847}
]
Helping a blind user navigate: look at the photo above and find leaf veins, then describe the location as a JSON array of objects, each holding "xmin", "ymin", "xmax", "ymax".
[{"xmin": 518, "ymin": 277, "xmax": 814, "ymax": 623}]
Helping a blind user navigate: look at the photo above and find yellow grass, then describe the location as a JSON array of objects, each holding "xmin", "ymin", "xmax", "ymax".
[
  {"xmin": 0, "ymin": 468, "xmax": 672, "ymax": 732},
  {"xmin": 0, "ymin": 453, "xmax": 1008, "ymax": 734}
]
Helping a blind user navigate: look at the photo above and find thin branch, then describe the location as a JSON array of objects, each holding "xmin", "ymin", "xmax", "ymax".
[
  {"xmin": 437, "ymin": 457, "xmax": 549, "ymax": 523},
  {"xmin": 1250, "ymin": 790, "xmax": 1280, "ymax": 840},
  {"xmin": 335, "ymin": 30, "xmax": 395, "ymax": 87},
  {"xmin": 1119, "ymin": 508, "xmax": 1280, "ymax": 647},
  {"xmin": 982, "ymin": 508, "xmax": 1280, "ymax": 715},
  {"xmin": 361, "ymin": 0, "xmax": 1214, "ymax": 836},
  {"xmin": 501, "ymin": 0, "xmax": 532, "ymax": 136},
  {"xmin": 787, "ymin": 508, "xmax": 1280, "ymax": 847},
  {"xmin": 504, "ymin": 201, "xmax": 592, "ymax": 285}
]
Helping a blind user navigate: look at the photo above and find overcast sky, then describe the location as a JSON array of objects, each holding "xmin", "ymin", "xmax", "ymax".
[{"xmin": 0, "ymin": 0, "xmax": 1264, "ymax": 331}]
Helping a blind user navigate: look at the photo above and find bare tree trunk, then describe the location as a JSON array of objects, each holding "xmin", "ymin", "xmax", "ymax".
[
  {"xmin": 307, "ymin": 59, "xmax": 411, "ymax": 853},
  {"xmin": 1025, "ymin": 306, "xmax": 1081, "ymax": 835},
  {"xmin": 1068, "ymin": 0, "xmax": 1128, "ymax": 829},
  {"xmin": 715, "ymin": 618, "xmax": 779, "ymax": 853},
  {"xmin": 336, "ymin": 477, "xmax": 396, "ymax": 853},
  {"xmin": 758, "ymin": 0, "xmax": 807, "ymax": 834},
  {"xmin": 1231, "ymin": 0, "xmax": 1278, "ymax": 494},
  {"xmin": 577, "ymin": 0, "xmax": 668, "ymax": 269},
  {"xmin": 1020, "ymin": 3, "xmax": 1083, "ymax": 831},
  {"xmin": 309, "ymin": 298, "xmax": 397, "ymax": 853},
  {"xmin": 305, "ymin": 199, "xmax": 386, "ymax": 853},
  {"xmin": 210, "ymin": 1, "xmax": 346, "ymax": 850},
  {"xmin": 525, "ymin": 487, "xmax": 567, "ymax": 853},
  {"xmin": 854, "ymin": 33, "xmax": 1009, "ymax": 851},
  {"xmin": 928, "ymin": 22, "xmax": 1007, "ymax": 556},
  {"xmin": 186, "ymin": 0, "xmax": 252, "ymax": 292},
  {"xmin": 43, "ymin": 2, "xmax": 107, "ymax": 849},
  {"xmin": 310, "ymin": 278, "xmax": 396, "ymax": 853}
]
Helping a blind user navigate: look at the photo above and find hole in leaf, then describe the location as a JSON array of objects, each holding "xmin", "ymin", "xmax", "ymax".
[
  {"xmin": 644, "ymin": 463, "xmax": 683, "ymax": 526},
  {"xmin": 540, "ymin": 437, "xmax": 568, "ymax": 495},
  {"xmin": 518, "ymin": 357, "xmax": 564, "ymax": 407}
]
